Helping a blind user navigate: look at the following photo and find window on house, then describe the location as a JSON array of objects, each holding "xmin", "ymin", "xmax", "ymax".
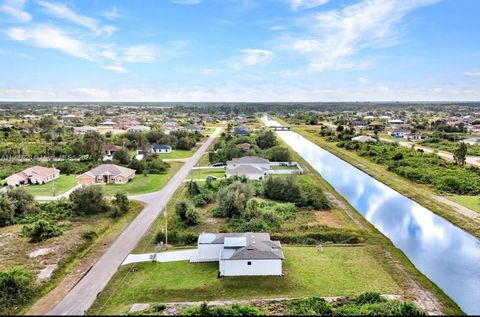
[{"xmin": 247, "ymin": 261, "xmax": 251, "ymax": 266}]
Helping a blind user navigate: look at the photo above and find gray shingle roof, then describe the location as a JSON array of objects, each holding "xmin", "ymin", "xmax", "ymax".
[
  {"xmin": 81, "ymin": 164, "xmax": 135, "ymax": 178},
  {"xmin": 199, "ymin": 232, "xmax": 284, "ymax": 261}
]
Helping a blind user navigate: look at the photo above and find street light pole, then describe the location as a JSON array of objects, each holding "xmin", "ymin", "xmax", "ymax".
[{"xmin": 165, "ymin": 205, "xmax": 168, "ymax": 251}]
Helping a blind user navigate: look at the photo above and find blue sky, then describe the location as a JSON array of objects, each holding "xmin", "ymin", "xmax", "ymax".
[{"xmin": 0, "ymin": 0, "xmax": 479, "ymax": 101}]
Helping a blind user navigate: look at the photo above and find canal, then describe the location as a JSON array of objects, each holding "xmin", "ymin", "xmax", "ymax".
[{"xmin": 264, "ymin": 117, "xmax": 480, "ymax": 315}]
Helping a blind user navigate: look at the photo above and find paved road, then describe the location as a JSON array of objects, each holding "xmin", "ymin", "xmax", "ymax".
[{"xmin": 47, "ymin": 128, "xmax": 221, "ymax": 316}]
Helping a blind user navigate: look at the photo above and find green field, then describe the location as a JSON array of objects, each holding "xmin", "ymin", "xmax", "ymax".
[
  {"xmin": 89, "ymin": 246, "xmax": 402, "ymax": 315},
  {"xmin": 102, "ymin": 162, "xmax": 183, "ymax": 196},
  {"xmin": 24, "ymin": 175, "xmax": 77, "ymax": 196},
  {"xmin": 448, "ymin": 195, "xmax": 480, "ymax": 213},
  {"xmin": 187, "ymin": 168, "xmax": 225, "ymax": 180}
]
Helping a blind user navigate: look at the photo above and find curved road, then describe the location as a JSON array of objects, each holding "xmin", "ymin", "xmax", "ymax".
[{"xmin": 47, "ymin": 128, "xmax": 221, "ymax": 316}]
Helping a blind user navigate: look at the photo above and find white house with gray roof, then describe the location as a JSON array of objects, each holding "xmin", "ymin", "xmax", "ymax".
[
  {"xmin": 192, "ymin": 232, "xmax": 284, "ymax": 277},
  {"xmin": 225, "ymin": 156, "xmax": 270, "ymax": 180}
]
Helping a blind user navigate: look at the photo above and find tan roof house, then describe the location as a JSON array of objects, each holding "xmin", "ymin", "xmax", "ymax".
[
  {"xmin": 77, "ymin": 164, "xmax": 135, "ymax": 185},
  {"xmin": 6, "ymin": 166, "xmax": 60, "ymax": 187}
]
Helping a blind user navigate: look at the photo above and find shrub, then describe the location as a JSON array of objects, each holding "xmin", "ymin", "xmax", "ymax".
[
  {"xmin": 156, "ymin": 230, "xmax": 198, "ymax": 245},
  {"xmin": 289, "ymin": 297, "xmax": 333, "ymax": 315},
  {"xmin": 217, "ymin": 181, "xmax": 253, "ymax": 218},
  {"xmin": 112, "ymin": 192, "xmax": 130, "ymax": 216},
  {"xmin": 181, "ymin": 302, "xmax": 264, "ymax": 316},
  {"xmin": 22, "ymin": 219, "xmax": 63, "ymax": 242},
  {"xmin": 187, "ymin": 181, "xmax": 201, "ymax": 196},
  {"xmin": 256, "ymin": 129, "xmax": 278, "ymax": 149},
  {"xmin": 70, "ymin": 186, "xmax": 111, "ymax": 215},
  {"xmin": 354, "ymin": 292, "xmax": 386, "ymax": 305},
  {"xmin": 81, "ymin": 229, "xmax": 97, "ymax": 241},
  {"xmin": 0, "ymin": 267, "xmax": 33, "ymax": 313},
  {"xmin": 268, "ymin": 146, "xmax": 291, "ymax": 162},
  {"xmin": 175, "ymin": 200, "xmax": 198, "ymax": 225}
]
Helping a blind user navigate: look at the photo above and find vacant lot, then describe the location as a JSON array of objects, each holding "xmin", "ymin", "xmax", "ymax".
[
  {"xmin": 155, "ymin": 150, "xmax": 194, "ymax": 159},
  {"xmin": 187, "ymin": 168, "xmax": 225, "ymax": 180},
  {"xmin": 102, "ymin": 162, "xmax": 183, "ymax": 195},
  {"xmin": 89, "ymin": 246, "xmax": 401, "ymax": 315},
  {"xmin": 24, "ymin": 175, "xmax": 77, "ymax": 197}
]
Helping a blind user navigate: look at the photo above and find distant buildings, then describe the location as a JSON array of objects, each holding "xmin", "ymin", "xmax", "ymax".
[
  {"xmin": 233, "ymin": 126, "xmax": 250, "ymax": 136},
  {"xmin": 102, "ymin": 144, "xmax": 123, "ymax": 160},
  {"xmin": 73, "ymin": 126, "xmax": 96, "ymax": 134},
  {"xmin": 461, "ymin": 137, "xmax": 480, "ymax": 146},
  {"xmin": 150, "ymin": 143, "xmax": 172, "ymax": 154},
  {"xmin": 352, "ymin": 135, "xmax": 377, "ymax": 143},
  {"xmin": 77, "ymin": 164, "xmax": 135, "ymax": 185},
  {"xmin": 128, "ymin": 125, "xmax": 151, "ymax": 133},
  {"xmin": 6, "ymin": 166, "xmax": 60, "ymax": 187}
]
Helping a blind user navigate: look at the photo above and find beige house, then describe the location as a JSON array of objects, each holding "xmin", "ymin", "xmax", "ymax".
[
  {"xmin": 6, "ymin": 166, "xmax": 60, "ymax": 187},
  {"xmin": 77, "ymin": 164, "xmax": 135, "ymax": 185}
]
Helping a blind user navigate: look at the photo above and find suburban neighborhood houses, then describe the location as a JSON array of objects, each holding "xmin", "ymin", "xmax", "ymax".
[
  {"xmin": 77, "ymin": 164, "xmax": 136, "ymax": 185},
  {"xmin": 6, "ymin": 166, "xmax": 60, "ymax": 186}
]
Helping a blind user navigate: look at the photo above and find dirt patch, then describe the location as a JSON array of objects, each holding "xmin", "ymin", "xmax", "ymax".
[
  {"xmin": 29, "ymin": 247, "xmax": 55, "ymax": 258},
  {"xmin": 383, "ymin": 250, "xmax": 443, "ymax": 315},
  {"xmin": 37, "ymin": 264, "xmax": 58, "ymax": 282},
  {"xmin": 313, "ymin": 211, "xmax": 344, "ymax": 228},
  {"xmin": 324, "ymin": 191, "xmax": 365, "ymax": 230}
]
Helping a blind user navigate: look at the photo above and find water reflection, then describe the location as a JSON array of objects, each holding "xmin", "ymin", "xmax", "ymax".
[{"xmin": 264, "ymin": 117, "xmax": 480, "ymax": 315}]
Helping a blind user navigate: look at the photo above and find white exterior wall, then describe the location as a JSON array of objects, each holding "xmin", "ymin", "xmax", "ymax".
[
  {"xmin": 197, "ymin": 244, "xmax": 223, "ymax": 261},
  {"xmin": 219, "ymin": 259, "xmax": 282, "ymax": 276}
]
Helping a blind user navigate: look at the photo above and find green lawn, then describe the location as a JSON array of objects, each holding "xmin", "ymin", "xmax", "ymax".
[
  {"xmin": 102, "ymin": 162, "xmax": 183, "ymax": 196},
  {"xmin": 24, "ymin": 175, "xmax": 77, "ymax": 196},
  {"xmin": 155, "ymin": 150, "xmax": 194, "ymax": 159},
  {"xmin": 448, "ymin": 195, "xmax": 480, "ymax": 213},
  {"xmin": 187, "ymin": 168, "xmax": 226, "ymax": 180},
  {"xmin": 89, "ymin": 246, "xmax": 402, "ymax": 315}
]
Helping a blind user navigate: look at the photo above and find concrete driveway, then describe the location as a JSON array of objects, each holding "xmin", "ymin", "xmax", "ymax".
[{"xmin": 122, "ymin": 249, "xmax": 196, "ymax": 265}]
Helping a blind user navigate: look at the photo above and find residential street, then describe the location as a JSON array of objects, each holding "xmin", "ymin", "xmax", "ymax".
[{"xmin": 46, "ymin": 128, "xmax": 221, "ymax": 316}]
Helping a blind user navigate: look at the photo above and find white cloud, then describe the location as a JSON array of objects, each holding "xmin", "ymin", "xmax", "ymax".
[
  {"xmin": 4, "ymin": 25, "xmax": 93, "ymax": 60},
  {"xmin": 3, "ymin": 84, "xmax": 480, "ymax": 102},
  {"xmin": 69, "ymin": 87, "xmax": 110, "ymax": 98},
  {"xmin": 102, "ymin": 7, "xmax": 122, "ymax": 19},
  {"xmin": 464, "ymin": 71, "xmax": 480, "ymax": 77},
  {"xmin": 120, "ymin": 45, "xmax": 156, "ymax": 63},
  {"xmin": 286, "ymin": 0, "xmax": 442, "ymax": 71},
  {"xmin": 37, "ymin": 0, "xmax": 116, "ymax": 36},
  {"xmin": 288, "ymin": 0, "xmax": 329, "ymax": 11},
  {"xmin": 0, "ymin": 0, "xmax": 31, "ymax": 22},
  {"xmin": 230, "ymin": 49, "xmax": 274, "ymax": 69},
  {"xmin": 102, "ymin": 64, "xmax": 128, "ymax": 73},
  {"xmin": 171, "ymin": 0, "xmax": 201, "ymax": 4},
  {"xmin": 357, "ymin": 76, "xmax": 369, "ymax": 84}
]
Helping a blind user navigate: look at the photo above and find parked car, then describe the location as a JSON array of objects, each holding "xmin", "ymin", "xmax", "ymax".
[
  {"xmin": 206, "ymin": 175, "xmax": 218, "ymax": 181},
  {"xmin": 212, "ymin": 162, "xmax": 226, "ymax": 167}
]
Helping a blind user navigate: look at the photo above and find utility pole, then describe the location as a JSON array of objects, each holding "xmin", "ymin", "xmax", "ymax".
[
  {"xmin": 165, "ymin": 205, "xmax": 168, "ymax": 251},
  {"xmin": 52, "ymin": 163, "xmax": 56, "ymax": 197}
]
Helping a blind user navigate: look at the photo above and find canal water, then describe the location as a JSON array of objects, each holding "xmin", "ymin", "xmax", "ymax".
[{"xmin": 264, "ymin": 117, "xmax": 480, "ymax": 315}]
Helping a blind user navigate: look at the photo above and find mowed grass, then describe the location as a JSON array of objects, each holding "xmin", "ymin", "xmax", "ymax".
[
  {"xmin": 89, "ymin": 246, "xmax": 402, "ymax": 315},
  {"xmin": 157, "ymin": 150, "xmax": 194, "ymax": 159},
  {"xmin": 24, "ymin": 175, "xmax": 77, "ymax": 196},
  {"xmin": 187, "ymin": 168, "xmax": 225, "ymax": 180},
  {"xmin": 102, "ymin": 162, "xmax": 183, "ymax": 196},
  {"xmin": 448, "ymin": 195, "xmax": 480, "ymax": 213}
]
